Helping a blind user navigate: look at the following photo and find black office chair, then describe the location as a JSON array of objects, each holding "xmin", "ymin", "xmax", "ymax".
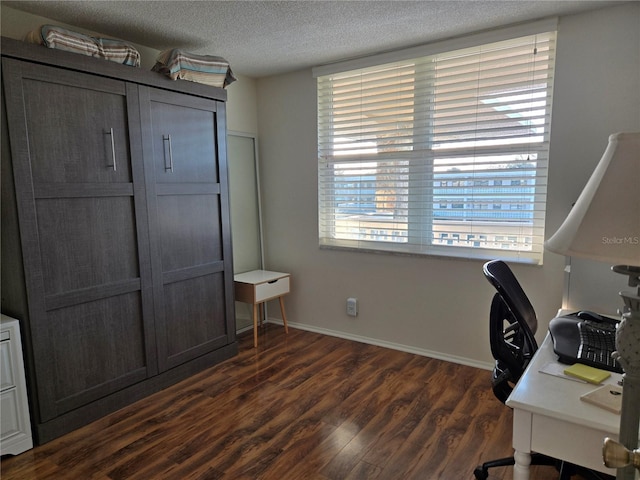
[{"xmin": 474, "ymin": 259, "xmax": 613, "ymax": 480}]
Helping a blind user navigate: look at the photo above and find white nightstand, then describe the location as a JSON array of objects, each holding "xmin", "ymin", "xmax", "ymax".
[
  {"xmin": 234, "ymin": 270, "xmax": 290, "ymax": 348},
  {"xmin": 1, "ymin": 314, "xmax": 33, "ymax": 455}
]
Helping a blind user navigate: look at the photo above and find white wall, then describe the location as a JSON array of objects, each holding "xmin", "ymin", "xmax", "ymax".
[
  {"xmin": 549, "ymin": 4, "xmax": 640, "ymax": 315},
  {"xmin": 256, "ymin": 3, "xmax": 640, "ymax": 368}
]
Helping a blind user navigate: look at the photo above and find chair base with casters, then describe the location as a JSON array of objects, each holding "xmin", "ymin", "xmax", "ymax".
[
  {"xmin": 474, "ymin": 452, "xmax": 556, "ymax": 480},
  {"xmin": 473, "ymin": 453, "xmax": 615, "ymax": 479},
  {"xmin": 474, "ymin": 455, "xmax": 615, "ymax": 480}
]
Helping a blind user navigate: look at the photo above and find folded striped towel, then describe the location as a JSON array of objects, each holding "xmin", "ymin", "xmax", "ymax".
[
  {"xmin": 152, "ymin": 49, "xmax": 236, "ymax": 88},
  {"xmin": 26, "ymin": 25, "xmax": 140, "ymax": 67}
]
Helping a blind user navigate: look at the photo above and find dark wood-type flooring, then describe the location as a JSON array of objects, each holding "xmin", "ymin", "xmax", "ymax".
[{"xmin": 2, "ymin": 324, "xmax": 590, "ymax": 479}]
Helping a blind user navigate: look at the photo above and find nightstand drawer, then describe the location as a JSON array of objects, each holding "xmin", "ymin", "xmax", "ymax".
[
  {"xmin": 0, "ymin": 338, "xmax": 15, "ymax": 392},
  {"xmin": 1, "ymin": 389, "xmax": 21, "ymax": 439},
  {"xmin": 0, "ymin": 315, "xmax": 32, "ymax": 455},
  {"xmin": 255, "ymin": 276, "xmax": 290, "ymax": 303}
]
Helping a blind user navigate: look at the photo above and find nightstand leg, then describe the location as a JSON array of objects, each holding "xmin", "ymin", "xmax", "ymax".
[
  {"xmin": 253, "ymin": 303, "xmax": 259, "ymax": 348},
  {"xmin": 279, "ymin": 296, "xmax": 289, "ymax": 333}
]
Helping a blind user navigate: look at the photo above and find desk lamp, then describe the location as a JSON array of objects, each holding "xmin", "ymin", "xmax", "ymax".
[{"xmin": 545, "ymin": 132, "xmax": 640, "ymax": 480}]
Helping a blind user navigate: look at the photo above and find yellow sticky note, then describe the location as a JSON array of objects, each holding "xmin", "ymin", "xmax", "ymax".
[{"xmin": 563, "ymin": 363, "xmax": 611, "ymax": 384}]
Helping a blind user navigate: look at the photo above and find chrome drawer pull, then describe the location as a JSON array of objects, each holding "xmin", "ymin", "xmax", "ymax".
[
  {"xmin": 106, "ymin": 128, "xmax": 117, "ymax": 171},
  {"xmin": 163, "ymin": 134, "xmax": 174, "ymax": 172}
]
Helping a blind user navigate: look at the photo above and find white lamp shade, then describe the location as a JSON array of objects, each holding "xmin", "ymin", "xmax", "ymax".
[{"xmin": 545, "ymin": 132, "xmax": 640, "ymax": 265}]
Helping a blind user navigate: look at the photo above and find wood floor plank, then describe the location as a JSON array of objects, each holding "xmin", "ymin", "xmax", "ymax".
[
  {"xmin": 319, "ymin": 355, "xmax": 435, "ymax": 479},
  {"xmin": 0, "ymin": 324, "xmax": 597, "ymax": 479}
]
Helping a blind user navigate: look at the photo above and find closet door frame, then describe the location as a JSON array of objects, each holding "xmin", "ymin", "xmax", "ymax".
[{"xmin": 227, "ymin": 132, "xmax": 266, "ymax": 331}]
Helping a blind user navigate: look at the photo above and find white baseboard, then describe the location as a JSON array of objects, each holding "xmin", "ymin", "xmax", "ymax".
[
  {"xmin": 263, "ymin": 317, "xmax": 493, "ymax": 371},
  {"xmin": 235, "ymin": 324, "xmax": 254, "ymax": 335}
]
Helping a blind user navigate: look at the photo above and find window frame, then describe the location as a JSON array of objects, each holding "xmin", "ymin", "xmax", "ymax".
[{"xmin": 314, "ymin": 21, "xmax": 557, "ymax": 265}]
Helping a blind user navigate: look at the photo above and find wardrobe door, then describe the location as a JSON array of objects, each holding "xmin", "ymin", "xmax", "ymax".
[
  {"xmin": 1, "ymin": 59, "xmax": 156, "ymax": 423},
  {"xmin": 141, "ymin": 87, "xmax": 235, "ymax": 372}
]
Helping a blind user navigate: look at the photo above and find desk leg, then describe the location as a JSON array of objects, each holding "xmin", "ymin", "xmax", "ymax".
[
  {"xmin": 279, "ymin": 296, "xmax": 289, "ymax": 334},
  {"xmin": 513, "ymin": 451, "xmax": 531, "ymax": 480},
  {"xmin": 253, "ymin": 303, "xmax": 259, "ymax": 348}
]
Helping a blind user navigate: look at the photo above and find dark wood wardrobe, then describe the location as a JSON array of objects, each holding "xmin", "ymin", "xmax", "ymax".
[{"xmin": 1, "ymin": 37, "xmax": 237, "ymax": 443}]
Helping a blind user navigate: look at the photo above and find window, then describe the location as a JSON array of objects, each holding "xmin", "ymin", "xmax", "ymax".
[{"xmin": 316, "ymin": 27, "xmax": 556, "ymax": 264}]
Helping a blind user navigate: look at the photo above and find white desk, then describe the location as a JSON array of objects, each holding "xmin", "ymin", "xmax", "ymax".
[{"xmin": 506, "ymin": 333, "xmax": 639, "ymax": 480}]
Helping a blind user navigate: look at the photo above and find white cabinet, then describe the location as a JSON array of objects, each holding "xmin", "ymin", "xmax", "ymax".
[{"xmin": 0, "ymin": 315, "xmax": 33, "ymax": 455}]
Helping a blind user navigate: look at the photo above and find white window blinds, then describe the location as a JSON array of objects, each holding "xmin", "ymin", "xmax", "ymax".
[{"xmin": 317, "ymin": 31, "xmax": 556, "ymax": 264}]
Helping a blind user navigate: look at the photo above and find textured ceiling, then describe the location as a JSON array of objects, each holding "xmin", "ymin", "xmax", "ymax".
[{"xmin": 3, "ymin": 0, "xmax": 622, "ymax": 78}]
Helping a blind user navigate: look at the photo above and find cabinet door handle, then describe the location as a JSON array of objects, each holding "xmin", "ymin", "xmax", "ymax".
[
  {"xmin": 163, "ymin": 134, "xmax": 174, "ymax": 172},
  {"xmin": 106, "ymin": 128, "xmax": 117, "ymax": 172}
]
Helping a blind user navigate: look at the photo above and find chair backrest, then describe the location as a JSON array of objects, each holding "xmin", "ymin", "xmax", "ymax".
[{"xmin": 483, "ymin": 260, "xmax": 539, "ymax": 403}]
